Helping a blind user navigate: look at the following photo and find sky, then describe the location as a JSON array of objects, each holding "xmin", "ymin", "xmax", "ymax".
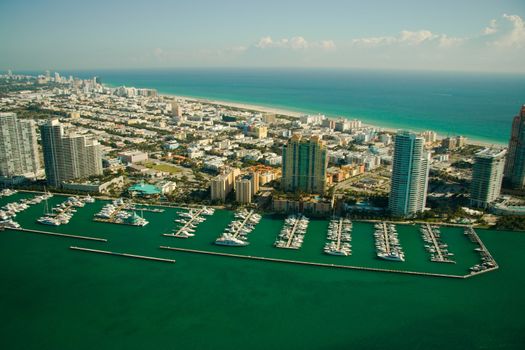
[{"xmin": 0, "ymin": 0, "xmax": 524, "ymax": 72}]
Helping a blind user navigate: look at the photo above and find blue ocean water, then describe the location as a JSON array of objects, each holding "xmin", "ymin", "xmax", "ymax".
[{"xmin": 59, "ymin": 68, "xmax": 525, "ymax": 144}]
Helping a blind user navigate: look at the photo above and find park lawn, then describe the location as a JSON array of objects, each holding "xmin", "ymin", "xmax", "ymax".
[{"xmin": 144, "ymin": 162, "xmax": 181, "ymax": 174}]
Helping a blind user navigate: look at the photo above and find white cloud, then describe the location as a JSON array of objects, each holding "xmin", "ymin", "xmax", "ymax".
[
  {"xmin": 255, "ymin": 36, "xmax": 275, "ymax": 49},
  {"xmin": 290, "ymin": 36, "xmax": 309, "ymax": 49},
  {"xmin": 318, "ymin": 40, "xmax": 336, "ymax": 50},
  {"xmin": 483, "ymin": 19, "xmax": 498, "ymax": 35},
  {"xmin": 352, "ymin": 30, "xmax": 462, "ymax": 48},
  {"xmin": 399, "ymin": 30, "xmax": 437, "ymax": 45},
  {"xmin": 438, "ymin": 35, "xmax": 464, "ymax": 48},
  {"xmin": 254, "ymin": 36, "xmax": 335, "ymax": 50},
  {"xmin": 488, "ymin": 14, "xmax": 525, "ymax": 48}
]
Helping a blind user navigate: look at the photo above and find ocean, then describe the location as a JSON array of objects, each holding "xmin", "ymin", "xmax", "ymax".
[
  {"xmin": 57, "ymin": 68, "xmax": 525, "ymax": 144},
  {"xmin": 1, "ymin": 192, "xmax": 524, "ymax": 349}
]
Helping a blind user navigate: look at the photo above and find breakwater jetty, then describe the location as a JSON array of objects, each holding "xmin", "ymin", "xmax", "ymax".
[{"xmin": 70, "ymin": 246, "xmax": 176, "ymax": 263}]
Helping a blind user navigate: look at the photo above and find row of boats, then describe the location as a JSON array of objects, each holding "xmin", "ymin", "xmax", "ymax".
[
  {"xmin": 37, "ymin": 195, "xmax": 95, "ymax": 226},
  {"xmin": 465, "ymin": 227, "xmax": 497, "ymax": 273},
  {"xmin": 94, "ymin": 198, "xmax": 149, "ymax": 226},
  {"xmin": 324, "ymin": 218, "xmax": 352, "ymax": 256},
  {"xmin": 420, "ymin": 224, "xmax": 455, "ymax": 263},
  {"xmin": 215, "ymin": 209, "xmax": 262, "ymax": 246},
  {"xmin": 274, "ymin": 214, "xmax": 309, "ymax": 249},
  {"xmin": 0, "ymin": 189, "xmax": 18, "ymax": 198},
  {"xmin": 0, "ymin": 193, "xmax": 54, "ymax": 229},
  {"xmin": 374, "ymin": 222, "xmax": 405, "ymax": 262},
  {"xmin": 170, "ymin": 207, "xmax": 215, "ymax": 238}
]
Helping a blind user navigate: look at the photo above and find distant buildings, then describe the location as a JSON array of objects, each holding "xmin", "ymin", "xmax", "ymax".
[
  {"xmin": 244, "ymin": 124, "xmax": 268, "ymax": 139},
  {"xmin": 420, "ymin": 130, "xmax": 437, "ymax": 144},
  {"xmin": 470, "ymin": 148, "xmax": 506, "ymax": 208},
  {"xmin": 0, "ymin": 112, "xmax": 40, "ymax": 178},
  {"xmin": 40, "ymin": 119, "xmax": 103, "ymax": 187},
  {"xmin": 504, "ymin": 105, "xmax": 525, "ymax": 189},
  {"xmin": 118, "ymin": 150, "xmax": 149, "ymax": 164},
  {"xmin": 281, "ymin": 135, "xmax": 328, "ymax": 195},
  {"xmin": 441, "ymin": 136, "xmax": 466, "ymax": 150},
  {"xmin": 388, "ymin": 131, "xmax": 430, "ymax": 217}
]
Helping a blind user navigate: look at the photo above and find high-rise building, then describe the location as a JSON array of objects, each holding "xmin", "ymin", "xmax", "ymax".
[
  {"xmin": 282, "ymin": 135, "xmax": 328, "ymax": 194},
  {"xmin": 40, "ymin": 119, "xmax": 103, "ymax": 187},
  {"xmin": 210, "ymin": 167, "xmax": 240, "ymax": 202},
  {"xmin": 504, "ymin": 105, "xmax": 525, "ymax": 189},
  {"xmin": 0, "ymin": 112, "xmax": 40, "ymax": 178},
  {"xmin": 235, "ymin": 177, "xmax": 253, "ymax": 204},
  {"xmin": 388, "ymin": 131, "xmax": 430, "ymax": 217},
  {"xmin": 470, "ymin": 148, "xmax": 506, "ymax": 208},
  {"xmin": 234, "ymin": 172, "xmax": 260, "ymax": 204}
]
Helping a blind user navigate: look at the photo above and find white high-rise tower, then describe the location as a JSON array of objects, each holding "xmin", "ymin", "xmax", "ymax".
[{"xmin": 388, "ymin": 131, "xmax": 430, "ymax": 217}]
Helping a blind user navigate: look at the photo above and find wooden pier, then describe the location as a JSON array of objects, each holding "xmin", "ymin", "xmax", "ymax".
[
  {"xmin": 159, "ymin": 246, "xmax": 469, "ymax": 279},
  {"xmin": 70, "ymin": 246, "xmax": 175, "ymax": 263},
  {"xmin": 10, "ymin": 227, "xmax": 107, "ymax": 242}
]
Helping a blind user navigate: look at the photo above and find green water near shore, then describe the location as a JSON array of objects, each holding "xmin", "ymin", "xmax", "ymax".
[{"xmin": 1, "ymin": 192, "xmax": 524, "ymax": 349}]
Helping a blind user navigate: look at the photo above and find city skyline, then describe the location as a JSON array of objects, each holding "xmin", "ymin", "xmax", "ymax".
[{"xmin": 0, "ymin": 0, "xmax": 524, "ymax": 72}]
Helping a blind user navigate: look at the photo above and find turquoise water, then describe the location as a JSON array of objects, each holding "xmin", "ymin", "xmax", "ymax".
[
  {"xmin": 54, "ymin": 68, "xmax": 525, "ymax": 144},
  {"xmin": 1, "ymin": 192, "xmax": 524, "ymax": 349}
]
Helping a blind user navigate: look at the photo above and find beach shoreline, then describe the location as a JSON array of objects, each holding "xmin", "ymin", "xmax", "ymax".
[{"xmin": 162, "ymin": 92, "xmax": 506, "ymax": 148}]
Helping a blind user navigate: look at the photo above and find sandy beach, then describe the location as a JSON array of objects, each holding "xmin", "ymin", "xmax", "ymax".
[{"xmin": 166, "ymin": 93, "xmax": 504, "ymax": 148}]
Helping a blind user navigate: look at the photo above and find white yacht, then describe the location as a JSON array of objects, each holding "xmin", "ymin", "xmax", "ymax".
[{"xmin": 215, "ymin": 233, "xmax": 248, "ymax": 247}]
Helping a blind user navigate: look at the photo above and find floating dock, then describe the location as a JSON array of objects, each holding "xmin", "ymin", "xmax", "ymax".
[
  {"xmin": 159, "ymin": 246, "xmax": 468, "ymax": 279},
  {"xmin": 70, "ymin": 246, "xmax": 175, "ymax": 263},
  {"xmin": 10, "ymin": 227, "xmax": 107, "ymax": 242}
]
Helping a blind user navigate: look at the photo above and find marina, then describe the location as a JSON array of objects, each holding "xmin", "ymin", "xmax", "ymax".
[
  {"xmin": 374, "ymin": 222, "xmax": 405, "ymax": 262},
  {"xmin": 420, "ymin": 223, "xmax": 455, "ymax": 263},
  {"xmin": 94, "ymin": 198, "xmax": 149, "ymax": 226},
  {"xmin": 37, "ymin": 195, "xmax": 94, "ymax": 227},
  {"xmin": 274, "ymin": 214, "xmax": 309, "ymax": 249},
  {"xmin": 0, "ymin": 190, "xmax": 501, "ymax": 278},
  {"xmin": 1, "ymin": 192, "xmax": 52, "ymax": 229},
  {"xmin": 164, "ymin": 207, "xmax": 214, "ymax": 238},
  {"xmin": 214, "ymin": 209, "xmax": 261, "ymax": 246},
  {"xmin": 324, "ymin": 217, "xmax": 352, "ymax": 256},
  {"xmin": 70, "ymin": 246, "xmax": 176, "ymax": 263}
]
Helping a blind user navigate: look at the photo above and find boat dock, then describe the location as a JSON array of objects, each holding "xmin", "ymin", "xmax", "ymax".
[
  {"xmin": 231, "ymin": 210, "xmax": 256, "ymax": 239},
  {"xmin": 374, "ymin": 222, "xmax": 405, "ymax": 261},
  {"xmin": 379, "ymin": 222, "xmax": 391, "ymax": 254},
  {"xmin": 70, "ymin": 246, "xmax": 175, "ymax": 263},
  {"xmin": 465, "ymin": 227, "xmax": 499, "ymax": 275},
  {"xmin": 159, "ymin": 246, "xmax": 469, "ymax": 279},
  {"xmin": 10, "ymin": 227, "xmax": 107, "ymax": 242},
  {"xmin": 281, "ymin": 216, "xmax": 304, "ymax": 249},
  {"xmin": 421, "ymin": 223, "xmax": 455, "ymax": 263},
  {"xmin": 324, "ymin": 218, "xmax": 352, "ymax": 256},
  {"xmin": 166, "ymin": 208, "xmax": 205, "ymax": 238}
]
